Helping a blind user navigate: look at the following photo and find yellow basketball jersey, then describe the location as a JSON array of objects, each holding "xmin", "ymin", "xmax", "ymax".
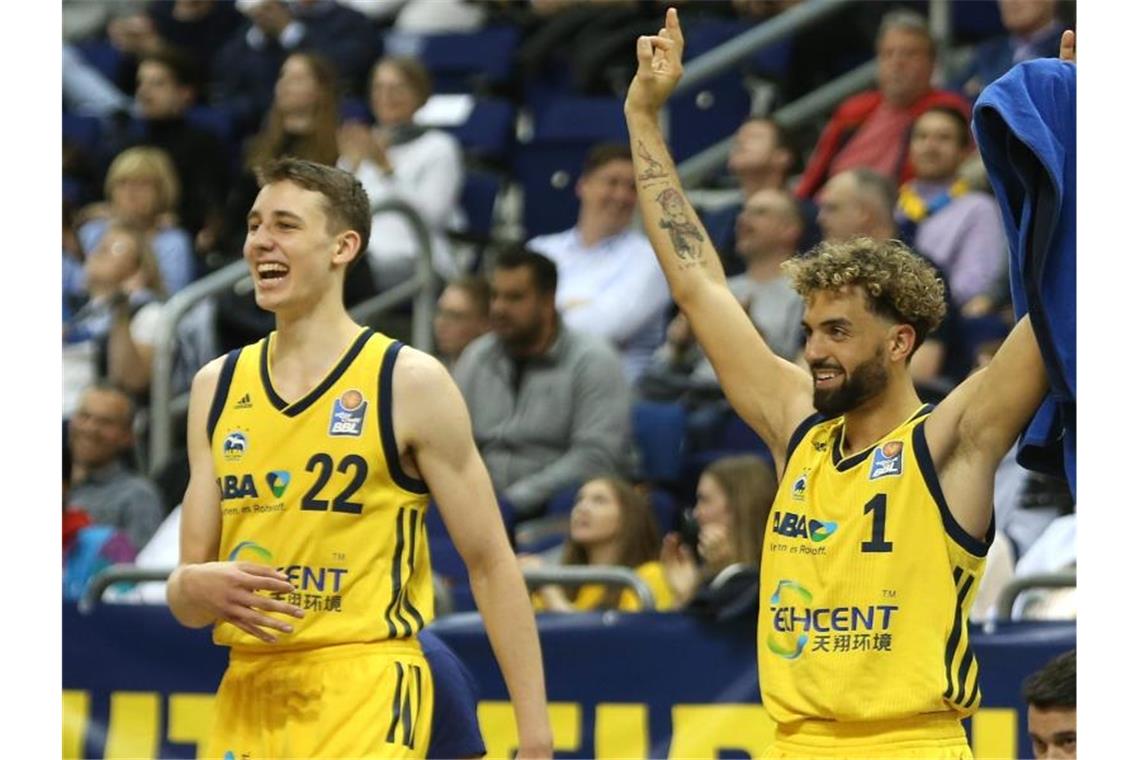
[
  {"xmin": 758, "ymin": 405, "xmax": 991, "ymax": 726},
  {"xmin": 208, "ymin": 328, "xmax": 433, "ymax": 652}
]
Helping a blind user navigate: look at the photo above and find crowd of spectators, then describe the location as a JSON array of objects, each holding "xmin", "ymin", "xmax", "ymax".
[{"xmin": 62, "ymin": 0, "xmax": 1074, "ymax": 621}]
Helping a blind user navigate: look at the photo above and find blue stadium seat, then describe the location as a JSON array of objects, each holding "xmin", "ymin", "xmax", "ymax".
[
  {"xmin": 667, "ymin": 20, "xmax": 792, "ymax": 163},
  {"xmin": 388, "ymin": 25, "xmax": 521, "ymax": 94},
  {"xmin": 952, "ymin": 0, "xmax": 1004, "ymax": 42},
  {"xmin": 185, "ymin": 104, "xmax": 237, "ymax": 144},
  {"xmin": 459, "ymin": 169, "xmax": 500, "ymax": 239},
  {"xmin": 63, "ymin": 112, "xmax": 103, "ymax": 155},
  {"xmin": 340, "ymin": 98, "xmax": 372, "ymax": 124},
  {"xmin": 75, "ymin": 39, "xmax": 125, "ymax": 84},
  {"xmin": 647, "ymin": 488, "xmax": 679, "ymax": 535},
  {"xmin": 515, "ymin": 95, "xmax": 627, "ymax": 237},
  {"xmin": 443, "ymin": 98, "xmax": 516, "ymax": 165},
  {"xmin": 632, "ymin": 401, "xmax": 688, "ymax": 485}
]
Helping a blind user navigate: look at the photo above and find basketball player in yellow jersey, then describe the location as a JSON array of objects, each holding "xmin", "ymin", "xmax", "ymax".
[
  {"xmin": 625, "ymin": 10, "xmax": 1071, "ymax": 758},
  {"xmin": 166, "ymin": 158, "xmax": 553, "ymax": 759}
]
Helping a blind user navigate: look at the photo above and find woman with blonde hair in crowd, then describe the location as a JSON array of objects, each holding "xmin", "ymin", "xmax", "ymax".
[
  {"xmin": 662, "ymin": 454, "xmax": 777, "ymax": 618},
  {"xmin": 520, "ymin": 477, "xmax": 674, "ymax": 612},
  {"xmin": 338, "ymin": 55, "xmax": 466, "ymax": 285},
  {"xmin": 78, "ymin": 146, "xmax": 196, "ymax": 295}
]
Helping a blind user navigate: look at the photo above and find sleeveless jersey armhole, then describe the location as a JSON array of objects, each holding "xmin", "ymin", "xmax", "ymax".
[
  {"xmin": 379, "ymin": 341, "xmax": 430, "ymax": 495},
  {"xmin": 206, "ymin": 349, "xmax": 242, "ymax": 444},
  {"xmin": 912, "ymin": 419, "xmax": 995, "ymax": 558},
  {"xmin": 785, "ymin": 412, "xmax": 829, "ymax": 464}
]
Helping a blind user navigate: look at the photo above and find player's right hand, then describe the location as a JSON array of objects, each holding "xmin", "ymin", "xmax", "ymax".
[
  {"xmin": 625, "ymin": 7, "xmax": 685, "ymax": 116},
  {"xmin": 179, "ymin": 561, "xmax": 304, "ymax": 643}
]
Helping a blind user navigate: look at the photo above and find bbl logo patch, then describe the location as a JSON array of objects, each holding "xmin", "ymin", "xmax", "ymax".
[
  {"xmin": 266, "ymin": 470, "xmax": 291, "ymax": 498},
  {"xmin": 329, "ymin": 389, "xmax": 367, "ymax": 437},
  {"xmin": 869, "ymin": 440, "xmax": 904, "ymax": 480},
  {"xmin": 223, "ymin": 431, "xmax": 248, "ymax": 461}
]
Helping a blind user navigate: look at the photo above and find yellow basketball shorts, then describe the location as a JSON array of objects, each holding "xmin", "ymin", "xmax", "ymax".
[
  {"xmin": 761, "ymin": 713, "xmax": 973, "ymax": 759},
  {"xmin": 205, "ymin": 641, "xmax": 434, "ymax": 760}
]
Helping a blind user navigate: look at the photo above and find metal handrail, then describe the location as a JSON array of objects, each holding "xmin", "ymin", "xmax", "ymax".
[
  {"xmin": 147, "ymin": 199, "xmax": 438, "ymax": 478},
  {"xmin": 678, "ymin": 58, "xmax": 878, "ymax": 187},
  {"xmin": 995, "ymin": 571, "xmax": 1077, "ymax": 622},
  {"xmin": 675, "ymin": 0, "xmax": 856, "ymax": 96},
  {"xmin": 78, "ymin": 564, "xmax": 175, "ymax": 614},
  {"xmin": 149, "ymin": 260, "xmax": 248, "ymax": 476},
  {"xmin": 522, "ymin": 566, "xmax": 656, "ymax": 611},
  {"xmin": 80, "ymin": 564, "xmax": 459, "ymax": 618}
]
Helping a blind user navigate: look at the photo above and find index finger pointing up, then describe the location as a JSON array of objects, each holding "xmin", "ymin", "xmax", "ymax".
[{"xmin": 666, "ymin": 7, "xmax": 683, "ymax": 44}]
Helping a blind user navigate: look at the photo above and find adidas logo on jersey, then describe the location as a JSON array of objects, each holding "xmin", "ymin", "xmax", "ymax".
[{"xmin": 233, "ymin": 393, "xmax": 252, "ymax": 410}]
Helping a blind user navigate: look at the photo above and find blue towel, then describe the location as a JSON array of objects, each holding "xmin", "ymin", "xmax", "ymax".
[{"xmin": 972, "ymin": 58, "xmax": 1076, "ymax": 495}]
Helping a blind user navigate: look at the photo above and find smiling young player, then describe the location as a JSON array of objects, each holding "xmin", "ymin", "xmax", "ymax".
[
  {"xmin": 166, "ymin": 158, "xmax": 552, "ymax": 759},
  {"xmin": 624, "ymin": 9, "xmax": 1059, "ymax": 757}
]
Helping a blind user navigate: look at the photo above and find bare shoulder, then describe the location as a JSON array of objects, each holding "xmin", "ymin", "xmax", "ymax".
[
  {"xmin": 392, "ymin": 345, "xmax": 452, "ymax": 395},
  {"xmin": 391, "ymin": 346, "xmax": 468, "ymax": 444},
  {"xmin": 191, "ymin": 354, "xmax": 229, "ymax": 394}
]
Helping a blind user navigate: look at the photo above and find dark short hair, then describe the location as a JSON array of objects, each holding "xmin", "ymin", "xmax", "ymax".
[
  {"xmin": 492, "ymin": 245, "xmax": 558, "ymax": 295},
  {"xmin": 256, "ymin": 157, "xmax": 372, "ymax": 257},
  {"xmin": 917, "ymin": 105, "xmax": 972, "ymax": 148},
  {"xmin": 743, "ymin": 116, "xmax": 801, "ymax": 173},
  {"xmin": 1022, "ymin": 650, "xmax": 1076, "ymax": 710},
  {"xmin": 582, "ymin": 142, "xmax": 633, "ymax": 177},
  {"xmin": 449, "ymin": 275, "xmax": 492, "ymax": 318},
  {"xmin": 139, "ymin": 45, "xmax": 200, "ymax": 91}
]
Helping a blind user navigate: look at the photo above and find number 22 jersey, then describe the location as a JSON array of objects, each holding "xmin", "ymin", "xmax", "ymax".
[{"xmin": 208, "ymin": 328, "xmax": 433, "ymax": 652}]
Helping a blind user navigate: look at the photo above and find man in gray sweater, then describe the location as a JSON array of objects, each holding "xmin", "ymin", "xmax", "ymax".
[{"xmin": 453, "ymin": 247, "xmax": 632, "ymax": 519}]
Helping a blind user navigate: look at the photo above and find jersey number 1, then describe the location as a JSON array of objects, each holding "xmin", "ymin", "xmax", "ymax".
[{"xmin": 861, "ymin": 494, "xmax": 893, "ymax": 553}]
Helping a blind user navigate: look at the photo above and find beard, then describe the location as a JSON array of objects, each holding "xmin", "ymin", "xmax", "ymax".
[{"xmin": 813, "ymin": 347, "xmax": 889, "ymax": 416}]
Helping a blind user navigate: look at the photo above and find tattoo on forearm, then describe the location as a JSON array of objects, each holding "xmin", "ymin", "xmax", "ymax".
[
  {"xmin": 655, "ymin": 188, "xmax": 705, "ymax": 260},
  {"xmin": 636, "ymin": 140, "xmax": 668, "ymax": 182}
]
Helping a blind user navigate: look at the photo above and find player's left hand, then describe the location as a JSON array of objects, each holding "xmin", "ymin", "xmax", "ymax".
[
  {"xmin": 1059, "ymin": 29, "xmax": 1075, "ymax": 63},
  {"xmin": 625, "ymin": 7, "xmax": 685, "ymax": 116}
]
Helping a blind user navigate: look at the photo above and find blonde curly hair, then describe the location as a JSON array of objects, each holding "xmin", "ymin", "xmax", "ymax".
[{"xmin": 782, "ymin": 237, "xmax": 947, "ymax": 345}]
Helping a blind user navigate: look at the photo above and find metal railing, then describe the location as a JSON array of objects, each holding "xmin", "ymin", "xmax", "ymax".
[
  {"xmin": 147, "ymin": 199, "xmax": 437, "ymax": 478},
  {"xmin": 522, "ymin": 566, "xmax": 656, "ymax": 611},
  {"xmin": 994, "ymin": 571, "xmax": 1077, "ymax": 622},
  {"xmin": 80, "ymin": 564, "xmax": 457, "ymax": 617}
]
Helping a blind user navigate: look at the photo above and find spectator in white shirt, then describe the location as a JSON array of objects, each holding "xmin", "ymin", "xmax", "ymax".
[
  {"xmin": 338, "ymin": 55, "xmax": 465, "ymax": 287},
  {"xmin": 528, "ymin": 143, "xmax": 671, "ymax": 383}
]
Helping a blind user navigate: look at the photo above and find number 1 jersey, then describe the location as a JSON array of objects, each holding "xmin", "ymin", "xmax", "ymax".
[
  {"xmin": 208, "ymin": 328, "xmax": 433, "ymax": 653},
  {"xmin": 758, "ymin": 405, "xmax": 992, "ymax": 725}
]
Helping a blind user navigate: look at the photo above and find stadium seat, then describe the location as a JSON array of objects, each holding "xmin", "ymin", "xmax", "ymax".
[
  {"xmin": 443, "ymin": 98, "xmax": 516, "ymax": 166},
  {"xmin": 667, "ymin": 19, "xmax": 793, "ymax": 162},
  {"xmin": 75, "ymin": 39, "xmax": 125, "ymax": 84},
  {"xmin": 515, "ymin": 95, "xmax": 628, "ymax": 237},
  {"xmin": 631, "ymin": 401, "xmax": 688, "ymax": 485},
  {"xmin": 63, "ymin": 112, "xmax": 103, "ymax": 156},
  {"xmin": 458, "ymin": 169, "xmax": 501, "ymax": 240},
  {"xmin": 385, "ymin": 25, "xmax": 521, "ymax": 94}
]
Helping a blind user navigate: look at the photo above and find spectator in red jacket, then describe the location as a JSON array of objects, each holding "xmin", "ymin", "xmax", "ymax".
[{"xmin": 795, "ymin": 10, "xmax": 970, "ymax": 201}]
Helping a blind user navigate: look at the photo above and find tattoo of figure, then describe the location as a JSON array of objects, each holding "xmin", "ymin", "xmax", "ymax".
[
  {"xmin": 637, "ymin": 140, "xmax": 667, "ymax": 182},
  {"xmin": 655, "ymin": 188, "xmax": 705, "ymax": 259}
]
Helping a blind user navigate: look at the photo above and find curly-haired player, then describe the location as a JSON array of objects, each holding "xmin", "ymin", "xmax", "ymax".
[{"xmin": 624, "ymin": 9, "xmax": 1065, "ymax": 758}]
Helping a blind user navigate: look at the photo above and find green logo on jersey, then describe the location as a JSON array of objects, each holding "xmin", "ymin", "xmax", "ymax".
[
  {"xmin": 267, "ymin": 470, "xmax": 291, "ymax": 498},
  {"xmin": 228, "ymin": 541, "xmax": 273, "ymax": 563}
]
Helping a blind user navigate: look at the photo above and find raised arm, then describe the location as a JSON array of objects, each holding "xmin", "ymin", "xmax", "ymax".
[
  {"xmin": 394, "ymin": 349, "xmax": 552, "ymax": 760},
  {"xmin": 166, "ymin": 357, "xmax": 302, "ymax": 641},
  {"xmin": 623, "ymin": 8, "xmax": 813, "ymax": 468},
  {"xmin": 926, "ymin": 316, "xmax": 1050, "ymax": 539}
]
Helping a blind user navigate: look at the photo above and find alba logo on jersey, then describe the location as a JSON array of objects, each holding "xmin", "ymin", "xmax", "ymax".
[
  {"xmin": 771, "ymin": 510, "xmax": 838, "ymax": 543},
  {"xmin": 222, "ymin": 431, "xmax": 248, "ymax": 461},
  {"xmin": 328, "ymin": 389, "xmax": 367, "ymax": 437},
  {"xmin": 869, "ymin": 440, "xmax": 904, "ymax": 480}
]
